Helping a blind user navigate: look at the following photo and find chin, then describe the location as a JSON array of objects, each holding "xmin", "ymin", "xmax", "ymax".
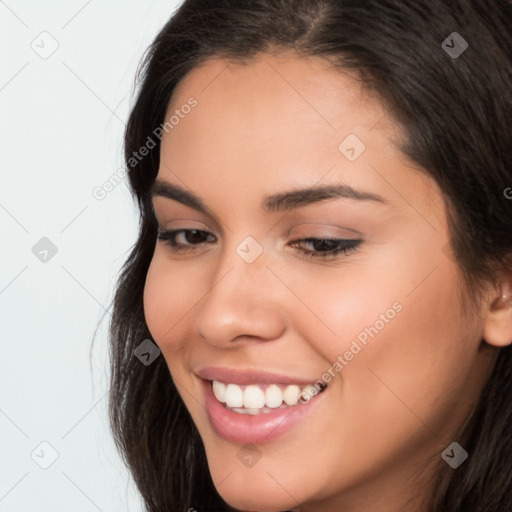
[
  {"xmin": 219, "ymin": 487, "xmax": 295, "ymax": 512},
  {"xmin": 206, "ymin": 458, "xmax": 303, "ymax": 512}
]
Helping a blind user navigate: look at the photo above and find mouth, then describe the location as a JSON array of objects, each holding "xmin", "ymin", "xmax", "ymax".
[
  {"xmin": 197, "ymin": 367, "xmax": 328, "ymax": 444},
  {"xmin": 212, "ymin": 380, "xmax": 326, "ymax": 414}
]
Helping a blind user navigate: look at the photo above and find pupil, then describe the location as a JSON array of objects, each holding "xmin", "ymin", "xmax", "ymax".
[
  {"xmin": 188, "ymin": 230, "xmax": 205, "ymax": 243},
  {"xmin": 313, "ymin": 239, "xmax": 337, "ymax": 251}
]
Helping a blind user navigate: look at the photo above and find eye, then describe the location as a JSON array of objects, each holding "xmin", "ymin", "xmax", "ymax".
[
  {"xmin": 157, "ymin": 230, "xmax": 362, "ymax": 260},
  {"xmin": 289, "ymin": 237, "xmax": 362, "ymax": 260},
  {"xmin": 157, "ymin": 229, "xmax": 216, "ymax": 253}
]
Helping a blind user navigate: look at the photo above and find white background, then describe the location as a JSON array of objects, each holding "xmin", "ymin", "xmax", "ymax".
[{"xmin": 0, "ymin": 1, "xmax": 183, "ymax": 510}]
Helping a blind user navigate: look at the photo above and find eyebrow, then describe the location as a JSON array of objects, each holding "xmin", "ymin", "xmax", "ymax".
[{"xmin": 150, "ymin": 179, "xmax": 388, "ymax": 214}]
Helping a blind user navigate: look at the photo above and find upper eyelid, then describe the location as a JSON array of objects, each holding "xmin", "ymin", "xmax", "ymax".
[
  {"xmin": 155, "ymin": 216, "xmax": 212, "ymax": 230},
  {"xmin": 151, "ymin": 199, "xmax": 226, "ymax": 233},
  {"xmin": 155, "ymin": 217, "xmax": 361, "ymax": 237},
  {"xmin": 158, "ymin": 228, "xmax": 361, "ymax": 244}
]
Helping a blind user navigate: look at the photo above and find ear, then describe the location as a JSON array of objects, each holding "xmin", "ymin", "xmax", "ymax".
[{"xmin": 482, "ymin": 273, "xmax": 512, "ymax": 347}]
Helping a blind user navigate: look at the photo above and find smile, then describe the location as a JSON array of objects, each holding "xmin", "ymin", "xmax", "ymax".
[
  {"xmin": 212, "ymin": 380, "xmax": 324, "ymax": 414},
  {"xmin": 197, "ymin": 368, "xmax": 328, "ymax": 443}
]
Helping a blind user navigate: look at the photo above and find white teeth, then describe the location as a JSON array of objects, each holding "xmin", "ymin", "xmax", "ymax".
[
  {"xmin": 212, "ymin": 381, "xmax": 226, "ymax": 403},
  {"xmin": 243, "ymin": 385, "xmax": 266, "ymax": 409},
  {"xmin": 283, "ymin": 384, "xmax": 301, "ymax": 406},
  {"xmin": 212, "ymin": 380, "xmax": 320, "ymax": 410},
  {"xmin": 265, "ymin": 384, "xmax": 283, "ymax": 408},
  {"xmin": 225, "ymin": 383, "xmax": 244, "ymax": 407}
]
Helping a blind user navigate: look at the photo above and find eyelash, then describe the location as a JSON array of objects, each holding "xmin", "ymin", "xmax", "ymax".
[{"xmin": 156, "ymin": 229, "xmax": 362, "ymax": 260}]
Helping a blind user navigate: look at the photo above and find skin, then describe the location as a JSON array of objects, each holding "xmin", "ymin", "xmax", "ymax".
[{"xmin": 142, "ymin": 51, "xmax": 512, "ymax": 512}]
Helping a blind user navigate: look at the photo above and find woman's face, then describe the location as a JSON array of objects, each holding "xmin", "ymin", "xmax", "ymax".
[{"xmin": 143, "ymin": 52, "xmax": 495, "ymax": 512}]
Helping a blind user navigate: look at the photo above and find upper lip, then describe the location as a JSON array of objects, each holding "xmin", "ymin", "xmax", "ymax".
[{"xmin": 196, "ymin": 366, "xmax": 317, "ymax": 386}]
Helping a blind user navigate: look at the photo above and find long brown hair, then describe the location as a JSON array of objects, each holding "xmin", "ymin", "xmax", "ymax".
[{"xmin": 108, "ymin": 1, "xmax": 512, "ymax": 510}]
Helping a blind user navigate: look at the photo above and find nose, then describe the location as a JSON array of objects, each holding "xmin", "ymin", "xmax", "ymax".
[{"xmin": 193, "ymin": 247, "xmax": 286, "ymax": 347}]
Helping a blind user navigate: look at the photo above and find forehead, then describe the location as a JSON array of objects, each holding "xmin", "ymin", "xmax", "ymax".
[
  {"xmin": 167, "ymin": 50, "xmax": 390, "ymax": 132},
  {"xmin": 161, "ymin": 51, "xmax": 404, "ymax": 176},
  {"xmin": 157, "ymin": 51, "xmax": 441, "ymax": 220}
]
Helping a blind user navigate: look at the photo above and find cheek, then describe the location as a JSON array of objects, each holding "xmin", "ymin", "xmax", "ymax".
[
  {"xmin": 273, "ymin": 261, "xmax": 403, "ymax": 363},
  {"xmin": 142, "ymin": 255, "xmax": 197, "ymax": 354},
  {"xmin": 290, "ymin": 234, "xmax": 471, "ymax": 374},
  {"xmin": 331, "ymin": 262, "xmax": 475, "ymax": 434},
  {"xmin": 282, "ymin": 245, "xmax": 476, "ymax": 422}
]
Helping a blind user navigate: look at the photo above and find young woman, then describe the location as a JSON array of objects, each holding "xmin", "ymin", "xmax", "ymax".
[{"xmin": 108, "ymin": 1, "xmax": 512, "ymax": 510}]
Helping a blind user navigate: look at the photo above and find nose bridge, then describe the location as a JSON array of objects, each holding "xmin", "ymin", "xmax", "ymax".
[{"xmin": 193, "ymin": 237, "xmax": 286, "ymax": 345}]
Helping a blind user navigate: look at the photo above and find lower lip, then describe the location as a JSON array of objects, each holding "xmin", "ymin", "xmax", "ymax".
[{"xmin": 200, "ymin": 379, "xmax": 326, "ymax": 444}]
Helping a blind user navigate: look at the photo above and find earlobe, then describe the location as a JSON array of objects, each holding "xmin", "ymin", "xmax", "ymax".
[{"xmin": 482, "ymin": 277, "xmax": 512, "ymax": 348}]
